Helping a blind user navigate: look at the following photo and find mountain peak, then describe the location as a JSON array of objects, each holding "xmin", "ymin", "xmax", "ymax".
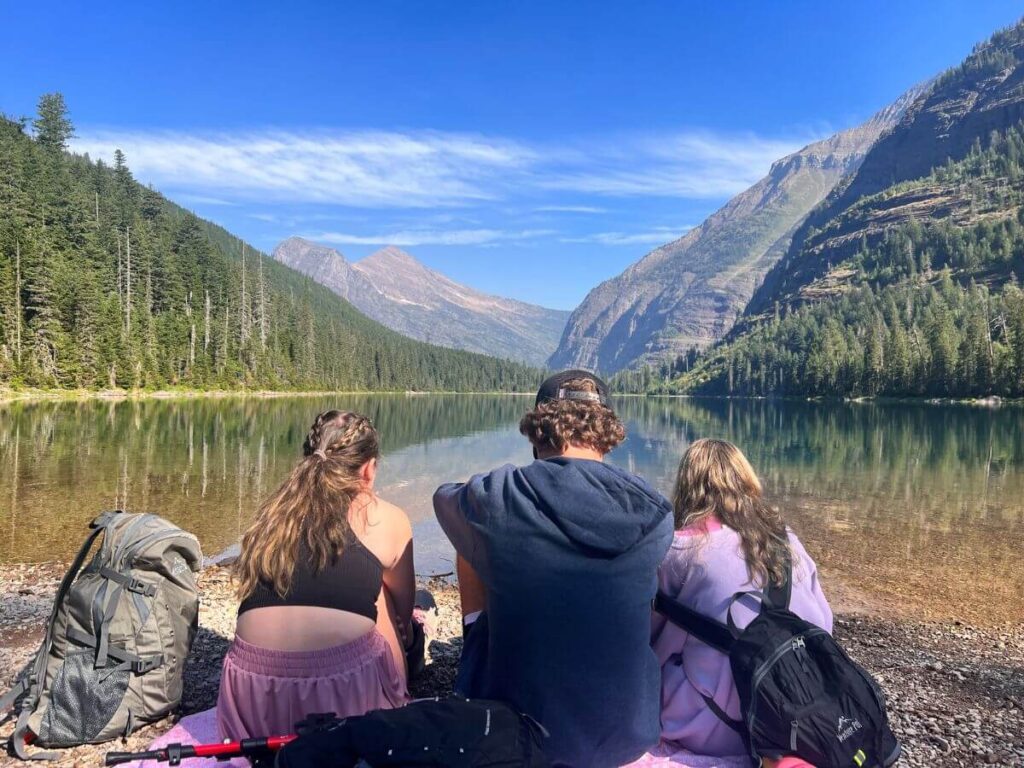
[
  {"xmin": 548, "ymin": 83, "xmax": 919, "ymax": 374},
  {"xmin": 274, "ymin": 237, "xmax": 568, "ymax": 365},
  {"xmin": 359, "ymin": 245, "xmax": 422, "ymax": 270},
  {"xmin": 274, "ymin": 236, "xmax": 348, "ymax": 265}
]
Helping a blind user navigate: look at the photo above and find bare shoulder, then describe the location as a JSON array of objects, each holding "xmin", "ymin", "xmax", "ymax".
[
  {"xmin": 351, "ymin": 495, "xmax": 412, "ymax": 568},
  {"xmin": 361, "ymin": 495, "xmax": 412, "ymax": 541}
]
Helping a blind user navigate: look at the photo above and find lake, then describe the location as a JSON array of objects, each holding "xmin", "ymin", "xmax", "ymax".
[{"xmin": 1, "ymin": 395, "xmax": 1022, "ymax": 625}]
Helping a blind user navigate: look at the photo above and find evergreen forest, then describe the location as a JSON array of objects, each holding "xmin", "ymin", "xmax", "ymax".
[{"xmin": 0, "ymin": 95, "xmax": 541, "ymax": 393}]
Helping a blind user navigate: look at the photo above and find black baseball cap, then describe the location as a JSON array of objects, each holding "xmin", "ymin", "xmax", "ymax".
[{"xmin": 534, "ymin": 369, "xmax": 611, "ymax": 407}]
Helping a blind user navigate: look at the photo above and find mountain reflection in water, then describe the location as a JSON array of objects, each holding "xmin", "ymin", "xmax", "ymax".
[{"xmin": 2, "ymin": 395, "xmax": 1021, "ymax": 624}]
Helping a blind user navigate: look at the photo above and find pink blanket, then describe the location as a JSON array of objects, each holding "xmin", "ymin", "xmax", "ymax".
[
  {"xmin": 623, "ymin": 743, "xmax": 752, "ymax": 767},
  {"xmin": 121, "ymin": 709, "xmax": 247, "ymax": 768}
]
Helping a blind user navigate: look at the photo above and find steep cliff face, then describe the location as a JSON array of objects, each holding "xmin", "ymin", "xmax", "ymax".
[
  {"xmin": 547, "ymin": 88, "xmax": 923, "ymax": 375},
  {"xmin": 748, "ymin": 25, "xmax": 1024, "ymax": 316},
  {"xmin": 673, "ymin": 20, "xmax": 1024, "ymax": 399},
  {"xmin": 273, "ymin": 238, "xmax": 569, "ymax": 365}
]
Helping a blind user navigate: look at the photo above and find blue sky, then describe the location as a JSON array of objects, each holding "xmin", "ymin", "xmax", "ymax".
[{"xmin": 4, "ymin": 1, "xmax": 1022, "ymax": 309}]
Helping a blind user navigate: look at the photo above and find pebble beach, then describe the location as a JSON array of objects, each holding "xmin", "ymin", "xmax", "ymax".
[{"xmin": 1, "ymin": 563, "xmax": 1022, "ymax": 767}]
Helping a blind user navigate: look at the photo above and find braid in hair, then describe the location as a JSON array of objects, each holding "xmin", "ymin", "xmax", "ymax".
[{"xmin": 235, "ymin": 410, "xmax": 381, "ymax": 599}]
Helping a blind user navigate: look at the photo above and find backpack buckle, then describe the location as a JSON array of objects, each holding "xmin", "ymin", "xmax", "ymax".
[
  {"xmin": 131, "ymin": 655, "xmax": 163, "ymax": 675},
  {"xmin": 127, "ymin": 578, "xmax": 157, "ymax": 597}
]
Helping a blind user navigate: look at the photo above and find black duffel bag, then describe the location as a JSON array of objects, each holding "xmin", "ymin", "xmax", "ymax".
[{"xmin": 275, "ymin": 696, "xmax": 550, "ymax": 768}]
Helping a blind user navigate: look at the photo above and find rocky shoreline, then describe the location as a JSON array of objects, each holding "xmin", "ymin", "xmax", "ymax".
[{"xmin": 2, "ymin": 564, "xmax": 1022, "ymax": 767}]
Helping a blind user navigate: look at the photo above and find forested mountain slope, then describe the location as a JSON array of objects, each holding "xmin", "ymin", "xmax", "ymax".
[
  {"xmin": 547, "ymin": 87, "xmax": 922, "ymax": 375},
  {"xmin": 0, "ymin": 97, "xmax": 540, "ymax": 392},
  {"xmin": 274, "ymin": 237, "xmax": 569, "ymax": 366},
  {"xmin": 669, "ymin": 20, "xmax": 1024, "ymax": 398}
]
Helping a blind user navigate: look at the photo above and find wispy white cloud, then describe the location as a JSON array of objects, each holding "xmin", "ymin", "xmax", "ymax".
[
  {"xmin": 175, "ymin": 193, "xmax": 236, "ymax": 206},
  {"xmin": 536, "ymin": 204, "xmax": 608, "ymax": 214},
  {"xmin": 540, "ymin": 132, "xmax": 810, "ymax": 198},
  {"xmin": 560, "ymin": 226, "xmax": 692, "ymax": 246},
  {"xmin": 306, "ymin": 228, "xmax": 555, "ymax": 247},
  {"xmin": 74, "ymin": 129, "xmax": 535, "ymax": 208},
  {"xmin": 73, "ymin": 126, "xmax": 820, "ymax": 211}
]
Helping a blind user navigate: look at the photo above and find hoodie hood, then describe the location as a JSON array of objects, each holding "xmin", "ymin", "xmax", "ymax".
[{"xmin": 515, "ymin": 457, "xmax": 672, "ymax": 557}]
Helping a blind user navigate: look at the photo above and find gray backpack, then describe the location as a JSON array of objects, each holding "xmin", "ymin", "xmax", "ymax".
[{"xmin": 1, "ymin": 511, "xmax": 202, "ymax": 759}]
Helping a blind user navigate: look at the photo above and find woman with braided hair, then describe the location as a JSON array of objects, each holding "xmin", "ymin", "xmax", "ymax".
[{"xmin": 215, "ymin": 410, "xmax": 417, "ymax": 741}]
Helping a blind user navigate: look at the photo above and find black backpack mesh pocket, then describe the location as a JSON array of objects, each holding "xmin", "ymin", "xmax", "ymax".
[{"xmin": 37, "ymin": 649, "xmax": 129, "ymax": 746}]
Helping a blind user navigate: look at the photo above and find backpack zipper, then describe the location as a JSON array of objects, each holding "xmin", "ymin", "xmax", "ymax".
[
  {"xmin": 111, "ymin": 514, "xmax": 157, "ymax": 564},
  {"xmin": 746, "ymin": 627, "xmax": 829, "ymax": 746},
  {"xmin": 122, "ymin": 529, "xmax": 199, "ymax": 568}
]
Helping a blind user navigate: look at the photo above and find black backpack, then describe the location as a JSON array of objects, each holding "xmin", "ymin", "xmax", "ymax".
[
  {"xmin": 274, "ymin": 696, "xmax": 550, "ymax": 768},
  {"xmin": 655, "ymin": 569, "xmax": 900, "ymax": 768}
]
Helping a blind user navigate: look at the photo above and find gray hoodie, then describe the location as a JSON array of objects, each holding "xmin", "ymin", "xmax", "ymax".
[{"xmin": 434, "ymin": 457, "xmax": 673, "ymax": 767}]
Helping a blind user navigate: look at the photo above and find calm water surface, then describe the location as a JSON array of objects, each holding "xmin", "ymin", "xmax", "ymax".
[{"xmin": 2, "ymin": 395, "xmax": 1022, "ymax": 624}]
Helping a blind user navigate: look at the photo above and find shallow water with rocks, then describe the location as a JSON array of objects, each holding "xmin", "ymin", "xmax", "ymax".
[{"xmin": 3, "ymin": 395, "xmax": 1024, "ymax": 625}]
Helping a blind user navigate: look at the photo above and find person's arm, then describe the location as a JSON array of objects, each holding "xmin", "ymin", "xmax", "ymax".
[
  {"xmin": 381, "ymin": 505, "xmax": 416, "ymax": 644},
  {"xmin": 456, "ymin": 553, "xmax": 487, "ymax": 618},
  {"xmin": 433, "ymin": 480, "xmax": 489, "ymax": 579},
  {"xmin": 792, "ymin": 535, "xmax": 834, "ymax": 634}
]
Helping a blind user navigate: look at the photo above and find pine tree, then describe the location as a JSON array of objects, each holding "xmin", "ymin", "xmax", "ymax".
[{"xmin": 32, "ymin": 93, "xmax": 74, "ymax": 153}]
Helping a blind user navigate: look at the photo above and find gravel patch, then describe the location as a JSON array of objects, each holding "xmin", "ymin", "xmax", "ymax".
[{"xmin": 2, "ymin": 565, "xmax": 1021, "ymax": 766}]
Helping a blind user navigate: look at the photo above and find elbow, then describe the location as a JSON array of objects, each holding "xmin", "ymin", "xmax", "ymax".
[{"xmin": 432, "ymin": 483, "xmax": 460, "ymax": 518}]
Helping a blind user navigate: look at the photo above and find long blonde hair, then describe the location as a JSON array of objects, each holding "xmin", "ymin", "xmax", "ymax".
[
  {"xmin": 234, "ymin": 410, "xmax": 379, "ymax": 599},
  {"xmin": 672, "ymin": 438, "xmax": 791, "ymax": 588}
]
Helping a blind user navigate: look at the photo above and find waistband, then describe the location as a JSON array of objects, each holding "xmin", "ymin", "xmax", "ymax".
[{"xmin": 226, "ymin": 630, "xmax": 389, "ymax": 676}]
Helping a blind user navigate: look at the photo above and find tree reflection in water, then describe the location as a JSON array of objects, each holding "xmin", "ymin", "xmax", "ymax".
[{"xmin": 1, "ymin": 395, "xmax": 1021, "ymax": 623}]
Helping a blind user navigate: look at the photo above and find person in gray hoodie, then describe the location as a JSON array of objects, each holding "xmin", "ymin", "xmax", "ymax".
[{"xmin": 433, "ymin": 370, "xmax": 674, "ymax": 768}]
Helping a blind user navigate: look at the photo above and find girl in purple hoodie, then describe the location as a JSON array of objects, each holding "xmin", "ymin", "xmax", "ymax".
[{"xmin": 648, "ymin": 439, "xmax": 832, "ymax": 768}]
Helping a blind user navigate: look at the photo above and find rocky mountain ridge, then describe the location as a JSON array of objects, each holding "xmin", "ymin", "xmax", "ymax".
[
  {"xmin": 548, "ymin": 86, "xmax": 925, "ymax": 375},
  {"xmin": 747, "ymin": 22, "xmax": 1024, "ymax": 318},
  {"xmin": 273, "ymin": 237, "xmax": 569, "ymax": 365},
  {"xmin": 672, "ymin": 18, "xmax": 1024, "ymax": 399}
]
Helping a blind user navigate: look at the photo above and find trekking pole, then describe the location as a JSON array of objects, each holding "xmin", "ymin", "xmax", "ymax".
[
  {"xmin": 104, "ymin": 734, "xmax": 294, "ymax": 765},
  {"xmin": 104, "ymin": 713, "xmax": 342, "ymax": 767}
]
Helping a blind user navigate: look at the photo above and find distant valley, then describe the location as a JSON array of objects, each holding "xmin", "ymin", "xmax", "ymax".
[{"xmin": 273, "ymin": 237, "xmax": 569, "ymax": 366}]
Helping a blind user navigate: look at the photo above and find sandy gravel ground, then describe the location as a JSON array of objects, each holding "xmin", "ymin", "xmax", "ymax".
[{"xmin": 1, "ymin": 564, "xmax": 1022, "ymax": 767}]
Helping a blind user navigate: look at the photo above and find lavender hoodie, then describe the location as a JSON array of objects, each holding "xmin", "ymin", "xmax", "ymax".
[{"xmin": 652, "ymin": 519, "xmax": 833, "ymax": 757}]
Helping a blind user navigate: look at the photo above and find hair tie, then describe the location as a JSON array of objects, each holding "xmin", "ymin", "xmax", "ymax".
[{"xmin": 314, "ymin": 449, "xmax": 328, "ymax": 460}]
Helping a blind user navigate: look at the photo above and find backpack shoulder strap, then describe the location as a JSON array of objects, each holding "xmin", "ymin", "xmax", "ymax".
[
  {"xmin": 654, "ymin": 592, "xmax": 735, "ymax": 655},
  {"xmin": 764, "ymin": 559, "xmax": 793, "ymax": 611},
  {"xmin": 3, "ymin": 513, "xmax": 117, "ymax": 759},
  {"xmin": 696, "ymin": 691, "xmax": 746, "ymax": 736}
]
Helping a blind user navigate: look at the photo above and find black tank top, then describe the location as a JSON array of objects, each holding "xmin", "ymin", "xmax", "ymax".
[{"xmin": 238, "ymin": 539, "xmax": 384, "ymax": 621}]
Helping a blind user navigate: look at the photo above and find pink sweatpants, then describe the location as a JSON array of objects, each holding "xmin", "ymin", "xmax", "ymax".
[{"xmin": 215, "ymin": 630, "xmax": 408, "ymax": 741}]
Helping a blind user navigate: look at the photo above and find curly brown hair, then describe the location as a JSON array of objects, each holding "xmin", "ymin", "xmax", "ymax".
[{"xmin": 519, "ymin": 377, "xmax": 625, "ymax": 455}]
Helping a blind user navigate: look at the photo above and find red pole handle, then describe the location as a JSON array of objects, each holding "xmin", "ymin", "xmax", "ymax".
[{"xmin": 192, "ymin": 734, "xmax": 297, "ymax": 758}]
